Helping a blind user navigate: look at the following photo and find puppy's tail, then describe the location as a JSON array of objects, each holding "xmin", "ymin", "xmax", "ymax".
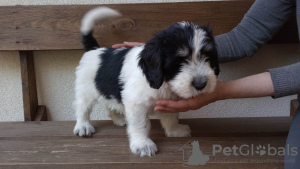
[{"xmin": 81, "ymin": 7, "xmax": 121, "ymax": 51}]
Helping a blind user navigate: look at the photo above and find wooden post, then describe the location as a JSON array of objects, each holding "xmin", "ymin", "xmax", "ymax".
[{"xmin": 20, "ymin": 51, "xmax": 38, "ymax": 121}]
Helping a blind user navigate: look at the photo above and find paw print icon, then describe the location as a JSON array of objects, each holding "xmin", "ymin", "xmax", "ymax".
[{"xmin": 256, "ymin": 145, "xmax": 267, "ymax": 156}]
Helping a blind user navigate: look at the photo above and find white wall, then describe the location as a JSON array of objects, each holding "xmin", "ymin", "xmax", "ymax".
[
  {"xmin": 0, "ymin": 0, "xmax": 298, "ymax": 121},
  {"xmin": 0, "ymin": 52, "xmax": 24, "ymax": 121}
]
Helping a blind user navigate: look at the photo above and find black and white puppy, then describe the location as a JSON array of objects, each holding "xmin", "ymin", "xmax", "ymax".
[{"xmin": 73, "ymin": 7, "xmax": 220, "ymax": 157}]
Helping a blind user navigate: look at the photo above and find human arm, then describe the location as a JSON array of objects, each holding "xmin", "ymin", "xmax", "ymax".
[
  {"xmin": 155, "ymin": 72, "xmax": 275, "ymax": 113},
  {"xmin": 215, "ymin": 0, "xmax": 296, "ymax": 63},
  {"xmin": 214, "ymin": 0, "xmax": 299, "ymax": 98}
]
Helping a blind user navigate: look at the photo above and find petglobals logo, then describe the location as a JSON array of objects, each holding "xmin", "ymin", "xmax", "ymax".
[
  {"xmin": 212, "ymin": 144, "xmax": 298, "ymax": 157},
  {"xmin": 179, "ymin": 140, "xmax": 210, "ymax": 167},
  {"xmin": 179, "ymin": 141, "xmax": 298, "ymax": 167}
]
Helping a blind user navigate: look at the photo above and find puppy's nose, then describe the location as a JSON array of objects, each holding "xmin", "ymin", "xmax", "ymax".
[{"xmin": 192, "ymin": 77, "xmax": 207, "ymax": 91}]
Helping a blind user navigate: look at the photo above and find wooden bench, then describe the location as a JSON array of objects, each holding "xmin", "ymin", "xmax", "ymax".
[
  {"xmin": 0, "ymin": 0, "xmax": 299, "ymax": 168},
  {"xmin": 0, "ymin": 118, "xmax": 293, "ymax": 168}
]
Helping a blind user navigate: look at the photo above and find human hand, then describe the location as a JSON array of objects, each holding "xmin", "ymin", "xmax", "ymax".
[
  {"xmin": 154, "ymin": 82, "xmax": 223, "ymax": 113},
  {"xmin": 112, "ymin": 42, "xmax": 144, "ymax": 48},
  {"xmin": 154, "ymin": 72, "xmax": 275, "ymax": 113}
]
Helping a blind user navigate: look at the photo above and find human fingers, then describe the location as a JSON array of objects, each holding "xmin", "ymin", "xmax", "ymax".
[
  {"xmin": 154, "ymin": 106, "xmax": 174, "ymax": 113},
  {"xmin": 155, "ymin": 100, "xmax": 190, "ymax": 113},
  {"xmin": 123, "ymin": 42, "xmax": 144, "ymax": 47},
  {"xmin": 111, "ymin": 43, "xmax": 127, "ymax": 48},
  {"xmin": 112, "ymin": 42, "xmax": 144, "ymax": 48}
]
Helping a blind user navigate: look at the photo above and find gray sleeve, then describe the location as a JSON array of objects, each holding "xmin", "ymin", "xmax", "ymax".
[
  {"xmin": 215, "ymin": 0, "xmax": 296, "ymax": 63},
  {"xmin": 269, "ymin": 62, "xmax": 300, "ymax": 98}
]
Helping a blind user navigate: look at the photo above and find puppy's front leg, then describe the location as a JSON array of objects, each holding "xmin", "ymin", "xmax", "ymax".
[{"xmin": 125, "ymin": 105, "xmax": 158, "ymax": 157}]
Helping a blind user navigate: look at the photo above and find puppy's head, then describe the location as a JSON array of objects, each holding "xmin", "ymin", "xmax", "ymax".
[{"xmin": 139, "ymin": 21, "xmax": 220, "ymax": 99}]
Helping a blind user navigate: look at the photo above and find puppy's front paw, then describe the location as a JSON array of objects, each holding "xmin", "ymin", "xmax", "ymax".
[
  {"xmin": 73, "ymin": 122, "xmax": 96, "ymax": 137},
  {"xmin": 166, "ymin": 124, "xmax": 191, "ymax": 137},
  {"xmin": 130, "ymin": 138, "xmax": 158, "ymax": 157}
]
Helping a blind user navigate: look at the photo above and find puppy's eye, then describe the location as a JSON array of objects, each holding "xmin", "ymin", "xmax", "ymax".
[
  {"xmin": 202, "ymin": 43, "xmax": 213, "ymax": 52},
  {"xmin": 201, "ymin": 43, "xmax": 214, "ymax": 56},
  {"xmin": 204, "ymin": 57, "xmax": 210, "ymax": 62}
]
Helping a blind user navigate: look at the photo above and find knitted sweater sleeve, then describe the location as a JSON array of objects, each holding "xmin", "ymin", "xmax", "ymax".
[{"xmin": 215, "ymin": 0, "xmax": 300, "ymax": 98}]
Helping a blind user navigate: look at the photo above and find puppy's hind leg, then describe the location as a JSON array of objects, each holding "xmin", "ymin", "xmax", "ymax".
[
  {"xmin": 158, "ymin": 113, "xmax": 191, "ymax": 137},
  {"xmin": 108, "ymin": 108, "xmax": 126, "ymax": 126},
  {"xmin": 73, "ymin": 94, "xmax": 96, "ymax": 137}
]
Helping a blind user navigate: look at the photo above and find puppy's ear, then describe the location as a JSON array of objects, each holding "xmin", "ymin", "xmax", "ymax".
[
  {"xmin": 209, "ymin": 46, "xmax": 220, "ymax": 76},
  {"xmin": 214, "ymin": 57, "xmax": 220, "ymax": 76},
  {"xmin": 202, "ymin": 23, "xmax": 212, "ymax": 36},
  {"xmin": 202, "ymin": 42, "xmax": 220, "ymax": 76},
  {"xmin": 202, "ymin": 26, "xmax": 220, "ymax": 76},
  {"xmin": 139, "ymin": 36, "xmax": 164, "ymax": 89}
]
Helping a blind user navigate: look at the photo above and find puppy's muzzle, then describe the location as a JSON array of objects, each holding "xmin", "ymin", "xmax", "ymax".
[{"xmin": 192, "ymin": 77, "xmax": 207, "ymax": 91}]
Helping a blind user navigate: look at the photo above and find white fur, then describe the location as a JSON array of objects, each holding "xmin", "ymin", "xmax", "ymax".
[
  {"xmin": 178, "ymin": 21, "xmax": 189, "ymax": 28},
  {"xmin": 81, "ymin": 7, "xmax": 121, "ymax": 35},
  {"xmin": 168, "ymin": 27, "xmax": 217, "ymax": 98},
  {"xmin": 108, "ymin": 109, "xmax": 126, "ymax": 126},
  {"xmin": 73, "ymin": 49, "xmax": 104, "ymax": 136},
  {"xmin": 169, "ymin": 58, "xmax": 216, "ymax": 99},
  {"xmin": 193, "ymin": 28, "xmax": 207, "ymax": 59}
]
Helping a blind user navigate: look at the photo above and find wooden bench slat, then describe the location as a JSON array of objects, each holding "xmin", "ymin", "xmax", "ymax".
[
  {"xmin": 0, "ymin": 117, "xmax": 291, "ymax": 138},
  {"xmin": 0, "ymin": 118, "xmax": 290, "ymax": 168},
  {"xmin": 0, "ymin": 1, "xmax": 298, "ymax": 51},
  {"xmin": 0, "ymin": 137, "xmax": 285, "ymax": 163},
  {"xmin": 0, "ymin": 163, "xmax": 286, "ymax": 169}
]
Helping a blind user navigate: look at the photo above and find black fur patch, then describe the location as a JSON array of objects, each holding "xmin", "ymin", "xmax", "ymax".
[
  {"xmin": 95, "ymin": 48, "xmax": 130, "ymax": 102},
  {"xmin": 82, "ymin": 31, "xmax": 100, "ymax": 51},
  {"xmin": 161, "ymin": 23, "xmax": 194, "ymax": 81},
  {"xmin": 139, "ymin": 22, "xmax": 195, "ymax": 88},
  {"xmin": 201, "ymin": 27, "xmax": 220, "ymax": 76}
]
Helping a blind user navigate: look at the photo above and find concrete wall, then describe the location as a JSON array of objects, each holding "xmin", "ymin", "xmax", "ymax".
[{"xmin": 0, "ymin": 0, "xmax": 297, "ymax": 121}]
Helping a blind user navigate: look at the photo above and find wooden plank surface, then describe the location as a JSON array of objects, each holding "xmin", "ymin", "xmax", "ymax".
[
  {"xmin": 19, "ymin": 51, "xmax": 38, "ymax": 121},
  {"xmin": 0, "ymin": 1, "xmax": 298, "ymax": 51},
  {"xmin": 0, "ymin": 164, "xmax": 289, "ymax": 169},
  {"xmin": 0, "ymin": 137, "xmax": 287, "ymax": 168},
  {"xmin": 0, "ymin": 117, "xmax": 292, "ymax": 138},
  {"xmin": 0, "ymin": 118, "xmax": 293, "ymax": 168}
]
